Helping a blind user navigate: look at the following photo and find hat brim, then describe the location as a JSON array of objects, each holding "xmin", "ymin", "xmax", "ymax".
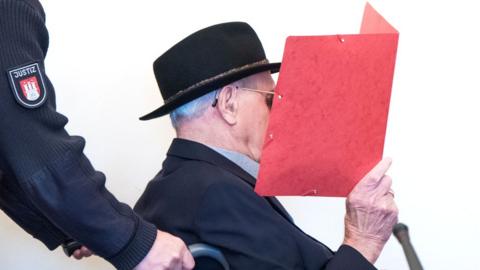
[{"xmin": 139, "ymin": 62, "xmax": 281, "ymax": 121}]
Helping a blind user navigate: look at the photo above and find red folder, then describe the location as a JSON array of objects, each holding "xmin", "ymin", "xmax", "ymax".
[{"xmin": 255, "ymin": 3, "xmax": 399, "ymax": 197}]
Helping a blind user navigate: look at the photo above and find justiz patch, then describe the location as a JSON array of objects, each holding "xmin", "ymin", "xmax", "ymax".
[{"xmin": 7, "ymin": 62, "xmax": 47, "ymax": 109}]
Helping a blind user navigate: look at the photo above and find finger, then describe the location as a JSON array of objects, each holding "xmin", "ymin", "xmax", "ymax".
[
  {"xmin": 182, "ymin": 249, "xmax": 195, "ymax": 269},
  {"xmin": 173, "ymin": 262, "xmax": 183, "ymax": 270},
  {"xmin": 73, "ymin": 250, "xmax": 82, "ymax": 260},
  {"xmin": 376, "ymin": 175, "xmax": 393, "ymax": 196},
  {"xmin": 380, "ymin": 193, "xmax": 398, "ymax": 217},
  {"xmin": 362, "ymin": 157, "xmax": 392, "ymax": 184},
  {"xmin": 392, "ymin": 201, "xmax": 399, "ymax": 217},
  {"xmin": 383, "ymin": 199, "xmax": 399, "ymax": 224},
  {"xmin": 170, "ymin": 248, "xmax": 184, "ymax": 270},
  {"xmin": 81, "ymin": 246, "xmax": 93, "ymax": 257}
]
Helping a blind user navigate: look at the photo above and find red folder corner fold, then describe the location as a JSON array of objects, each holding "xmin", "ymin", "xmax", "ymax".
[{"xmin": 255, "ymin": 3, "xmax": 399, "ymax": 197}]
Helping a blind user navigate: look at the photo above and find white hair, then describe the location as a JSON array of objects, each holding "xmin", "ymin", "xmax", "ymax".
[
  {"xmin": 169, "ymin": 90, "xmax": 218, "ymax": 129},
  {"xmin": 169, "ymin": 77, "xmax": 254, "ymax": 129}
]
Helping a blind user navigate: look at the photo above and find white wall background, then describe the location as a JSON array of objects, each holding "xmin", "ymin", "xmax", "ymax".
[{"xmin": 1, "ymin": 0, "xmax": 479, "ymax": 269}]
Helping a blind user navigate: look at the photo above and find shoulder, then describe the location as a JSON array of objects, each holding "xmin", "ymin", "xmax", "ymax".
[
  {"xmin": 152, "ymin": 158, "xmax": 251, "ymax": 193},
  {"xmin": 0, "ymin": 0, "xmax": 45, "ymax": 19},
  {"xmin": 0, "ymin": 0, "xmax": 49, "ymax": 71},
  {"xmin": 135, "ymin": 158, "xmax": 252, "ymax": 214}
]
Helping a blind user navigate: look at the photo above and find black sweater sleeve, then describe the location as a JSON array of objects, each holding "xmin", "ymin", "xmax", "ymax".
[{"xmin": 0, "ymin": 1, "xmax": 157, "ymax": 269}]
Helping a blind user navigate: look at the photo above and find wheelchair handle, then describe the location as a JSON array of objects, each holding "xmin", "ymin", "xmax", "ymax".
[
  {"xmin": 62, "ymin": 239, "xmax": 82, "ymax": 257},
  {"xmin": 189, "ymin": 243, "xmax": 230, "ymax": 270}
]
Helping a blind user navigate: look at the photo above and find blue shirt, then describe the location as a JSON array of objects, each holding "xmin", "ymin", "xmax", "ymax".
[{"xmin": 208, "ymin": 145, "xmax": 260, "ymax": 179}]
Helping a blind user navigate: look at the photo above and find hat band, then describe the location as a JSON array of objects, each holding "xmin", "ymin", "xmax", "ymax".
[{"xmin": 164, "ymin": 59, "xmax": 269, "ymax": 103}]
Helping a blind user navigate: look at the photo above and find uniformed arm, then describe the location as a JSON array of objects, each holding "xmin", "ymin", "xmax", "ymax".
[
  {"xmin": 0, "ymin": 1, "xmax": 158, "ymax": 269},
  {"xmin": 193, "ymin": 182, "xmax": 376, "ymax": 270}
]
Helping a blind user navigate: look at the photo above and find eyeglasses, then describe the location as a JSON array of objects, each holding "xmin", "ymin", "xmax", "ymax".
[{"xmin": 212, "ymin": 86, "xmax": 275, "ymax": 109}]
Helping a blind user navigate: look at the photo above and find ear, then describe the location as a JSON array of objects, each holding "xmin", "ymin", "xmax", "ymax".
[{"xmin": 216, "ymin": 85, "xmax": 239, "ymax": 125}]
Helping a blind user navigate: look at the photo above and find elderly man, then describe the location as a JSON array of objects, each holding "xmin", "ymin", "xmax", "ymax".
[{"xmin": 135, "ymin": 22, "xmax": 398, "ymax": 269}]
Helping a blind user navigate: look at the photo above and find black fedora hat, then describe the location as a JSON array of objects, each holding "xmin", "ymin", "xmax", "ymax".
[{"xmin": 139, "ymin": 22, "xmax": 281, "ymax": 121}]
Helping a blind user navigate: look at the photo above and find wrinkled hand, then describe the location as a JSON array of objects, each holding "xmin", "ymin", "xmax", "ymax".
[
  {"xmin": 134, "ymin": 230, "xmax": 195, "ymax": 270},
  {"xmin": 72, "ymin": 246, "xmax": 93, "ymax": 260},
  {"xmin": 343, "ymin": 158, "xmax": 398, "ymax": 263}
]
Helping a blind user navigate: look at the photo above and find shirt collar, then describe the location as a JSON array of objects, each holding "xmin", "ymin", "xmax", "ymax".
[{"xmin": 206, "ymin": 145, "xmax": 259, "ymax": 179}]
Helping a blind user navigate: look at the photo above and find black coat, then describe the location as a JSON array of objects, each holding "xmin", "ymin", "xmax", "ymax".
[{"xmin": 135, "ymin": 138, "xmax": 376, "ymax": 270}]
